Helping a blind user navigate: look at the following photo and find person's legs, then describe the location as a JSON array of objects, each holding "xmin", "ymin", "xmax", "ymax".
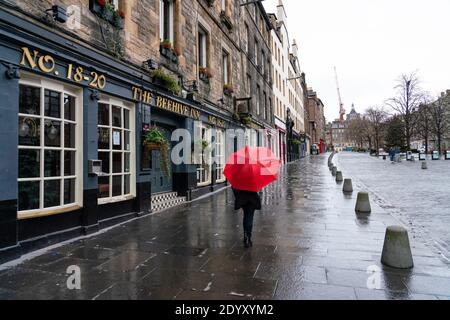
[{"xmin": 242, "ymin": 205, "xmax": 255, "ymax": 247}]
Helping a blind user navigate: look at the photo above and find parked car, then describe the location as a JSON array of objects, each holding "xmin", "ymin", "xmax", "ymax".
[{"xmin": 311, "ymin": 144, "xmax": 319, "ymax": 155}]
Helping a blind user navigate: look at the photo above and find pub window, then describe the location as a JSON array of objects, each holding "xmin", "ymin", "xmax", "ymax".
[
  {"xmin": 97, "ymin": 98, "xmax": 135, "ymax": 204},
  {"xmin": 222, "ymin": 50, "xmax": 230, "ymax": 85},
  {"xmin": 160, "ymin": 0, "xmax": 174, "ymax": 43},
  {"xmin": 198, "ymin": 25, "xmax": 208, "ymax": 68},
  {"xmin": 18, "ymin": 79, "xmax": 82, "ymax": 218},
  {"xmin": 215, "ymin": 129, "xmax": 226, "ymax": 183},
  {"xmin": 196, "ymin": 123, "xmax": 211, "ymax": 186}
]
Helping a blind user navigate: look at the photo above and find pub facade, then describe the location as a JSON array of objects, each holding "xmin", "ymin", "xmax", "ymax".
[{"xmin": 0, "ymin": 0, "xmax": 276, "ymax": 263}]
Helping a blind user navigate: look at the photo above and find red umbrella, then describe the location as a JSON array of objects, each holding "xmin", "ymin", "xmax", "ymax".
[{"xmin": 223, "ymin": 146, "xmax": 281, "ymax": 192}]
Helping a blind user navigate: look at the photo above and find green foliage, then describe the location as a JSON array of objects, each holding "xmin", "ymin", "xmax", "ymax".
[
  {"xmin": 151, "ymin": 69, "xmax": 180, "ymax": 95},
  {"xmin": 143, "ymin": 127, "xmax": 171, "ymax": 177},
  {"xmin": 292, "ymin": 139, "xmax": 301, "ymax": 146},
  {"xmin": 384, "ymin": 115, "xmax": 406, "ymax": 150}
]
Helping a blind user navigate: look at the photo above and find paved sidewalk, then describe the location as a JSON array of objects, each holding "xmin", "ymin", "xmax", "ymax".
[{"xmin": 1, "ymin": 154, "xmax": 450, "ymax": 300}]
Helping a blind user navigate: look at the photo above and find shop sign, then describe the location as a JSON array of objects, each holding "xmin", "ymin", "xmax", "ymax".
[
  {"xmin": 208, "ymin": 115, "xmax": 226, "ymax": 128},
  {"xmin": 20, "ymin": 47, "xmax": 107, "ymax": 89}
]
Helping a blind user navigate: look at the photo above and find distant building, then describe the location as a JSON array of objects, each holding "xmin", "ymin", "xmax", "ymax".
[
  {"xmin": 307, "ymin": 89, "xmax": 326, "ymax": 153},
  {"xmin": 330, "ymin": 104, "xmax": 361, "ymax": 151}
]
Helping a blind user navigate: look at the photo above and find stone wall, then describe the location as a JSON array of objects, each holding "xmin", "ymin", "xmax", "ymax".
[{"xmin": 7, "ymin": 0, "xmax": 254, "ymax": 114}]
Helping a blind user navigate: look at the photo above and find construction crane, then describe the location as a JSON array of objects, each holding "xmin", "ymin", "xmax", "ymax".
[{"xmin": 334, "ymin": 67, "xmax": 346, "ymax": 122}]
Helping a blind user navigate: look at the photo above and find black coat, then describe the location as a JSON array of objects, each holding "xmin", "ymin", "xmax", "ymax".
[{"xmin": 232, "ymin": 188, "xmax": 262, "ymax": 211}]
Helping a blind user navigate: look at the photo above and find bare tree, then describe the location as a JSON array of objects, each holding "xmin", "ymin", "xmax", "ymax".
[
  {"xmin": 430, "ymin": 92, "xmax": 450, "ymax": 155},
  {"xmin": 387, "ymin": 72, "xmax": 424, "ymax": 149},
  {"xmin": 416, "ymin": 95, "xmax": 433, "ymax": 154},
  {"xmin": 365, "ymin": 107, "xmax": 388, "ymax": 155}
]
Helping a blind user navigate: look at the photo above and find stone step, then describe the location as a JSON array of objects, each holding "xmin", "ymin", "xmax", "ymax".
[{"xmin": 151, "ymin": 196, "xmax": 187, "ymax": 213}]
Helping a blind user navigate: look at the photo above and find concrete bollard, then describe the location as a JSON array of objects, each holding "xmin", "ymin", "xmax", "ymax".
[
  {"xmin": 335, "ymin": 171, "xmax": 343, "ymax": 182},
  {"xmin": 381, "ymin": 226, "xmax": 414, "ymax": 269},
  {"xmin": 343, "ymin": 179, "xmax": 353, "ymax": 193},
  {"xmin": 355, "ymin": 192, "xmax": 371, "ymax": 214},
  {"xmin": 422, "ymin": 162, "xmax": 427, "ymax": 170},
  {"xmin": 332, "ymin": 166, "xmax": 337, "ymax": 176}
]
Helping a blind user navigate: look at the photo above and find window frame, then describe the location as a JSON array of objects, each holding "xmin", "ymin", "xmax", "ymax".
[
  {"xmin": 215, "ymin": 129, "xmax": 226, "ymax": 183},
  {"xmin": 198, "ymin": 25, "xmax": 208, "ymax": 68},
  {"xmin": 222, "ymin": 50, "xmax": 230, "ymax": 85},
  {"xmin": 97, "ymin": 96, "xmax": 136, "ymax": 205},
  {"xmin": 160, "ymin": 0, "xmax": 174, "ymax": 43},
  {"xmin": 196, "ymin": 123, "xmax": 212, "ymax": 187},
  {"xmin": 17, "ymin": 76, "xmax": 83, "ymax": 220}
]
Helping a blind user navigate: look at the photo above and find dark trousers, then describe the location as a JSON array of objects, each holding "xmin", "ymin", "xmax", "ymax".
[{"xmin": 242, "ymin": 205, "xmax": 255, "ymax": 237}]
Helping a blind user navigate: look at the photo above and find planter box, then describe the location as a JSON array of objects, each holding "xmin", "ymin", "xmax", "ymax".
[{"xmin": 160, "ymin": 46, "xmax": 179, "ymax": 65}]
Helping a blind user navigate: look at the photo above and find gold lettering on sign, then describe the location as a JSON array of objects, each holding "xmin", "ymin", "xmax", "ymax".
[
  {"xmin": 38, "ymin": 55, "xmax": 55, "ymax": 73},
  {"xmin": 208, "ymin": 115, "xmax": 226, "ymax": 127},
  {"xmin": 132, "ymin": 87, "xmax": 153, "ymax": 104},
  {"xmin": 21, "ymin": 47, "xmax": 55, "ymax": 73},
  {"xmin": 20, "ymin": 47, "xmax": 38, "ymax": 69}
]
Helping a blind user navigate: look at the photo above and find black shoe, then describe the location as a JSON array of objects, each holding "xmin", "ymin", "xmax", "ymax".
[
  {"xmin": 244, "ymin": 234, "xmax": 250, "ymax": 248},
  {"xmin": 248, "ymin": 234, "xmax": 253, "ymax": 247}
]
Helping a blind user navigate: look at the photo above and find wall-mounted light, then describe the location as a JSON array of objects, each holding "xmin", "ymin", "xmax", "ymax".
[
  {"xmin": 46, "ymin": 5, "xmax": 67, "ymax": 23},
  {"xmin": 90, "ymin": 89, "xmax": 101, "ymax": 101},
  {"xmin": 3, "ymin": 64, "xmax": 20, "ymax": 79}
]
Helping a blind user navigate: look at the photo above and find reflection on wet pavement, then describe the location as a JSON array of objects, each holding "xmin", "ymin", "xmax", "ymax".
[{"xmin": 0, "ymin": 153, "xmax": 449, "ymax": 300}]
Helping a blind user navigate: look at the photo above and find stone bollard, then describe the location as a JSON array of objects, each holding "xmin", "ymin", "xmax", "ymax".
[
  {"xmin": 422, "ymin": 162, "xmax": 427, "ymax": 170},
  {"xmin": 381, "ymin": 226, "xmax": 414, "ymax": 269},
  {"xmin": 335, "ymin": 171, "xmax": 343, "ymax": 182},
  {"xmin": 343, "ymin": 179, "xmax": 353, "ymax": 193},
  {"xmin": 355, "ymin": 192, "xmax": 371, "ymax": 214},
  {"xmin": 332, "ymin": 166, "xmax": 337, "ymax": 176}
]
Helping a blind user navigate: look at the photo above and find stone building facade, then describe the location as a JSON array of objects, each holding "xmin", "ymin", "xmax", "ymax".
[
  {"xmin": 268, "ymin": 0, "xmax": 306, "ymax": 163},
  {"xmin": 0, "ymin": 0, "xmax": 274, "ymax": 263},
  {"xmin": 307, "ymin": 88, "xmax": 326, "ymax": 153}
]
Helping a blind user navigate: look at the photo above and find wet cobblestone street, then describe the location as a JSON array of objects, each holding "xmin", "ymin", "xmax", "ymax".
[{"xmin": 1, "ymin": 153, "xmax": 450, "ymax": 300}]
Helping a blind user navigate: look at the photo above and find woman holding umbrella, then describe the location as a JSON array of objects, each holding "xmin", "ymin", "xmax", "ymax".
[{"xmin": 224, "ymin": 146, "xmax": 281, "ymax": 248}]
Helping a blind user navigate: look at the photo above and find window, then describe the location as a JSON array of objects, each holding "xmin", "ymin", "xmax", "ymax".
[
  {"xmin": 256, "ymin": 85, "xmax": 260, "ymax": 115},
  {"xmin": 98, "ymin": 98, "xmax": 135, "ymax": 203},
  {"xmin": 254, "ymin": 39, "xmax": 258, "ymax": 65},
  {"xmin": 18, "ymin": 79, "xmax": 82, "ymax": 218},
  {"xmin": 263, "ymin": 92, "xmax": 267, "ymax": 120},
  {"xmin": 245, "ymin": 24, "xmax": 250, "ymax": 53},
  {"xmin": 222, "ymin": 50, "xmax": 230, "ymax": 85},
  {"xmin": 215, "ymin": 130, "xmax": 226, "ymax": 183},
  {"xmin": 196, "ymin": 123, "xmax": 211, "ymax": 186},
  {"xmin": 221, "ymin": 0, "xmax": 226, "ymax": 12},
  {"xmin": 160, "ymin": 0, "xmax": 174, "ymax": 43},
  {"xmin": 261, "ymin": 51, "xmax": 265, "ymax": 75},
  {"xmin": 247, "ymin": 74, "xmax": 252, "ymax": 96},
  {"xmin": 198, "ymin": 26, "xmax": 208, "ymax": 68}
]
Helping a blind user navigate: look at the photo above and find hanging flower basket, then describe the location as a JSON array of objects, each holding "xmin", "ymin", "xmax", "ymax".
[{"xmin": 143, "ymin": 126, "xmax": 171, "ymax": 177}]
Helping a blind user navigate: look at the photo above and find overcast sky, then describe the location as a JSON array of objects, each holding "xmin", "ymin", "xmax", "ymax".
[{"xmin": 263, "ymin": 0, "xmax": 450, "ymax": 122}]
